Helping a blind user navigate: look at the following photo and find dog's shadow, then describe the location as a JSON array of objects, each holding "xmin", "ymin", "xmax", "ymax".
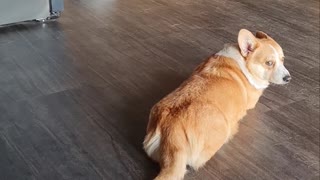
[{"xmin": 118, "ymin": 70, "xmax": 187, "ymax": 179}]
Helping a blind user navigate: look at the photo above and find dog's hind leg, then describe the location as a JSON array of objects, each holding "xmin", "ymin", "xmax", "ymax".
[
  {"xmin": 155, "ymin": 148, "xmax": 188, "ymax": 180},
  {"xmin": 190, "ymin": 146, "xmax": 221, "ymax": 171},
  {"xmin": 154, "ymin": 128, "xmax": 189, "ymax": 180}
]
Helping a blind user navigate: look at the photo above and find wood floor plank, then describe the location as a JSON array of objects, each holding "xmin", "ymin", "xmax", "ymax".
[{"xmin": 0, "ymin": 0, "xmax": 318, "ymax": 179}]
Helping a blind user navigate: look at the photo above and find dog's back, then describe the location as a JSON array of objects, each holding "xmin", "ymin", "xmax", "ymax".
[{"xmin": 144, "ymin": 54, "xmax": 259, "ymax": 179}]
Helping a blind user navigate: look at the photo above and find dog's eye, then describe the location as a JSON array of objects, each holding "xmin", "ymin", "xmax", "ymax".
[{"xmin": 265, "ymin": 61, "xmax": 274, "ymax": 66}]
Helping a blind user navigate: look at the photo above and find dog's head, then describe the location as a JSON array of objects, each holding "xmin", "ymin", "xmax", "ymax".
[{"xmin": 238, "ymin": 29, "xmax": 291, "ymax": 85}]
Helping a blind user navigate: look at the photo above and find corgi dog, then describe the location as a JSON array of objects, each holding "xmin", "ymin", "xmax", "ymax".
[{"xmin": 143, "ymin": 29, "xmax": 291, "ymax": 180}]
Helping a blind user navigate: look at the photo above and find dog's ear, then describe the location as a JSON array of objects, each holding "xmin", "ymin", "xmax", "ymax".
[
  {"xmin": 256, "ymin": 31, "xmax": 269, "ymax": 39},
  {"xmin": 238, "ymin": 29, "xmax": 257, "ymax": 57}
]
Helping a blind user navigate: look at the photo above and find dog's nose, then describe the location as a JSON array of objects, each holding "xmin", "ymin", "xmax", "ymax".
[{"xmin": 283, "ymin": 75, "xmax": 291, "ymax": 83}]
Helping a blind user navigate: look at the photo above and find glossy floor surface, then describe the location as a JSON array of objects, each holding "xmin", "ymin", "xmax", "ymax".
[{"xmin": 0, "ymin": 0, "xmax": 319, "ymax": 179}]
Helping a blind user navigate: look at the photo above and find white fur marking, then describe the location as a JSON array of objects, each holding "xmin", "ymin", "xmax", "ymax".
[
  {"xmin": 268, "ymin": 45, "xmax": 280, "ymax": 62},
  {"xmin": 216, "ymin": 44, "xmax": 269, "ymax": 89},
  {"xmin": 268, "ymin": 45, "xmax": 290, "ymax": 84},
  {"xmin": 143, "ymin": 132, "xmax": 160, "ymax": 158}
]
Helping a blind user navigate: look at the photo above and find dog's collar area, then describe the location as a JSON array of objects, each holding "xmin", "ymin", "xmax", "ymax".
[{"xmin": 216, "ymin": 44, "xmax": 269, "ymax": 90}]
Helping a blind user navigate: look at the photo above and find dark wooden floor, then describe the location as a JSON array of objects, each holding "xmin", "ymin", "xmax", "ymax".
[{"xmin": 0, "ymin": 0, "xmax": 319, "ymax": 179}]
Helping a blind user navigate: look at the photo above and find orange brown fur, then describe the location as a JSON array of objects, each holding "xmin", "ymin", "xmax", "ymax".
[{"xmin": 143, "ymin": 29, "xmax": 290, "ymax": 180}]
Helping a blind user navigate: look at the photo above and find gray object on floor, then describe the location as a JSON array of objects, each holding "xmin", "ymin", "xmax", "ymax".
[
  {"xmin": 50, "ymin": 0, "xmax": 64, "ymax": 15},
  {"xmin": 0, "ymin": 0, "xmax": 64, "ymax": 26}
]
